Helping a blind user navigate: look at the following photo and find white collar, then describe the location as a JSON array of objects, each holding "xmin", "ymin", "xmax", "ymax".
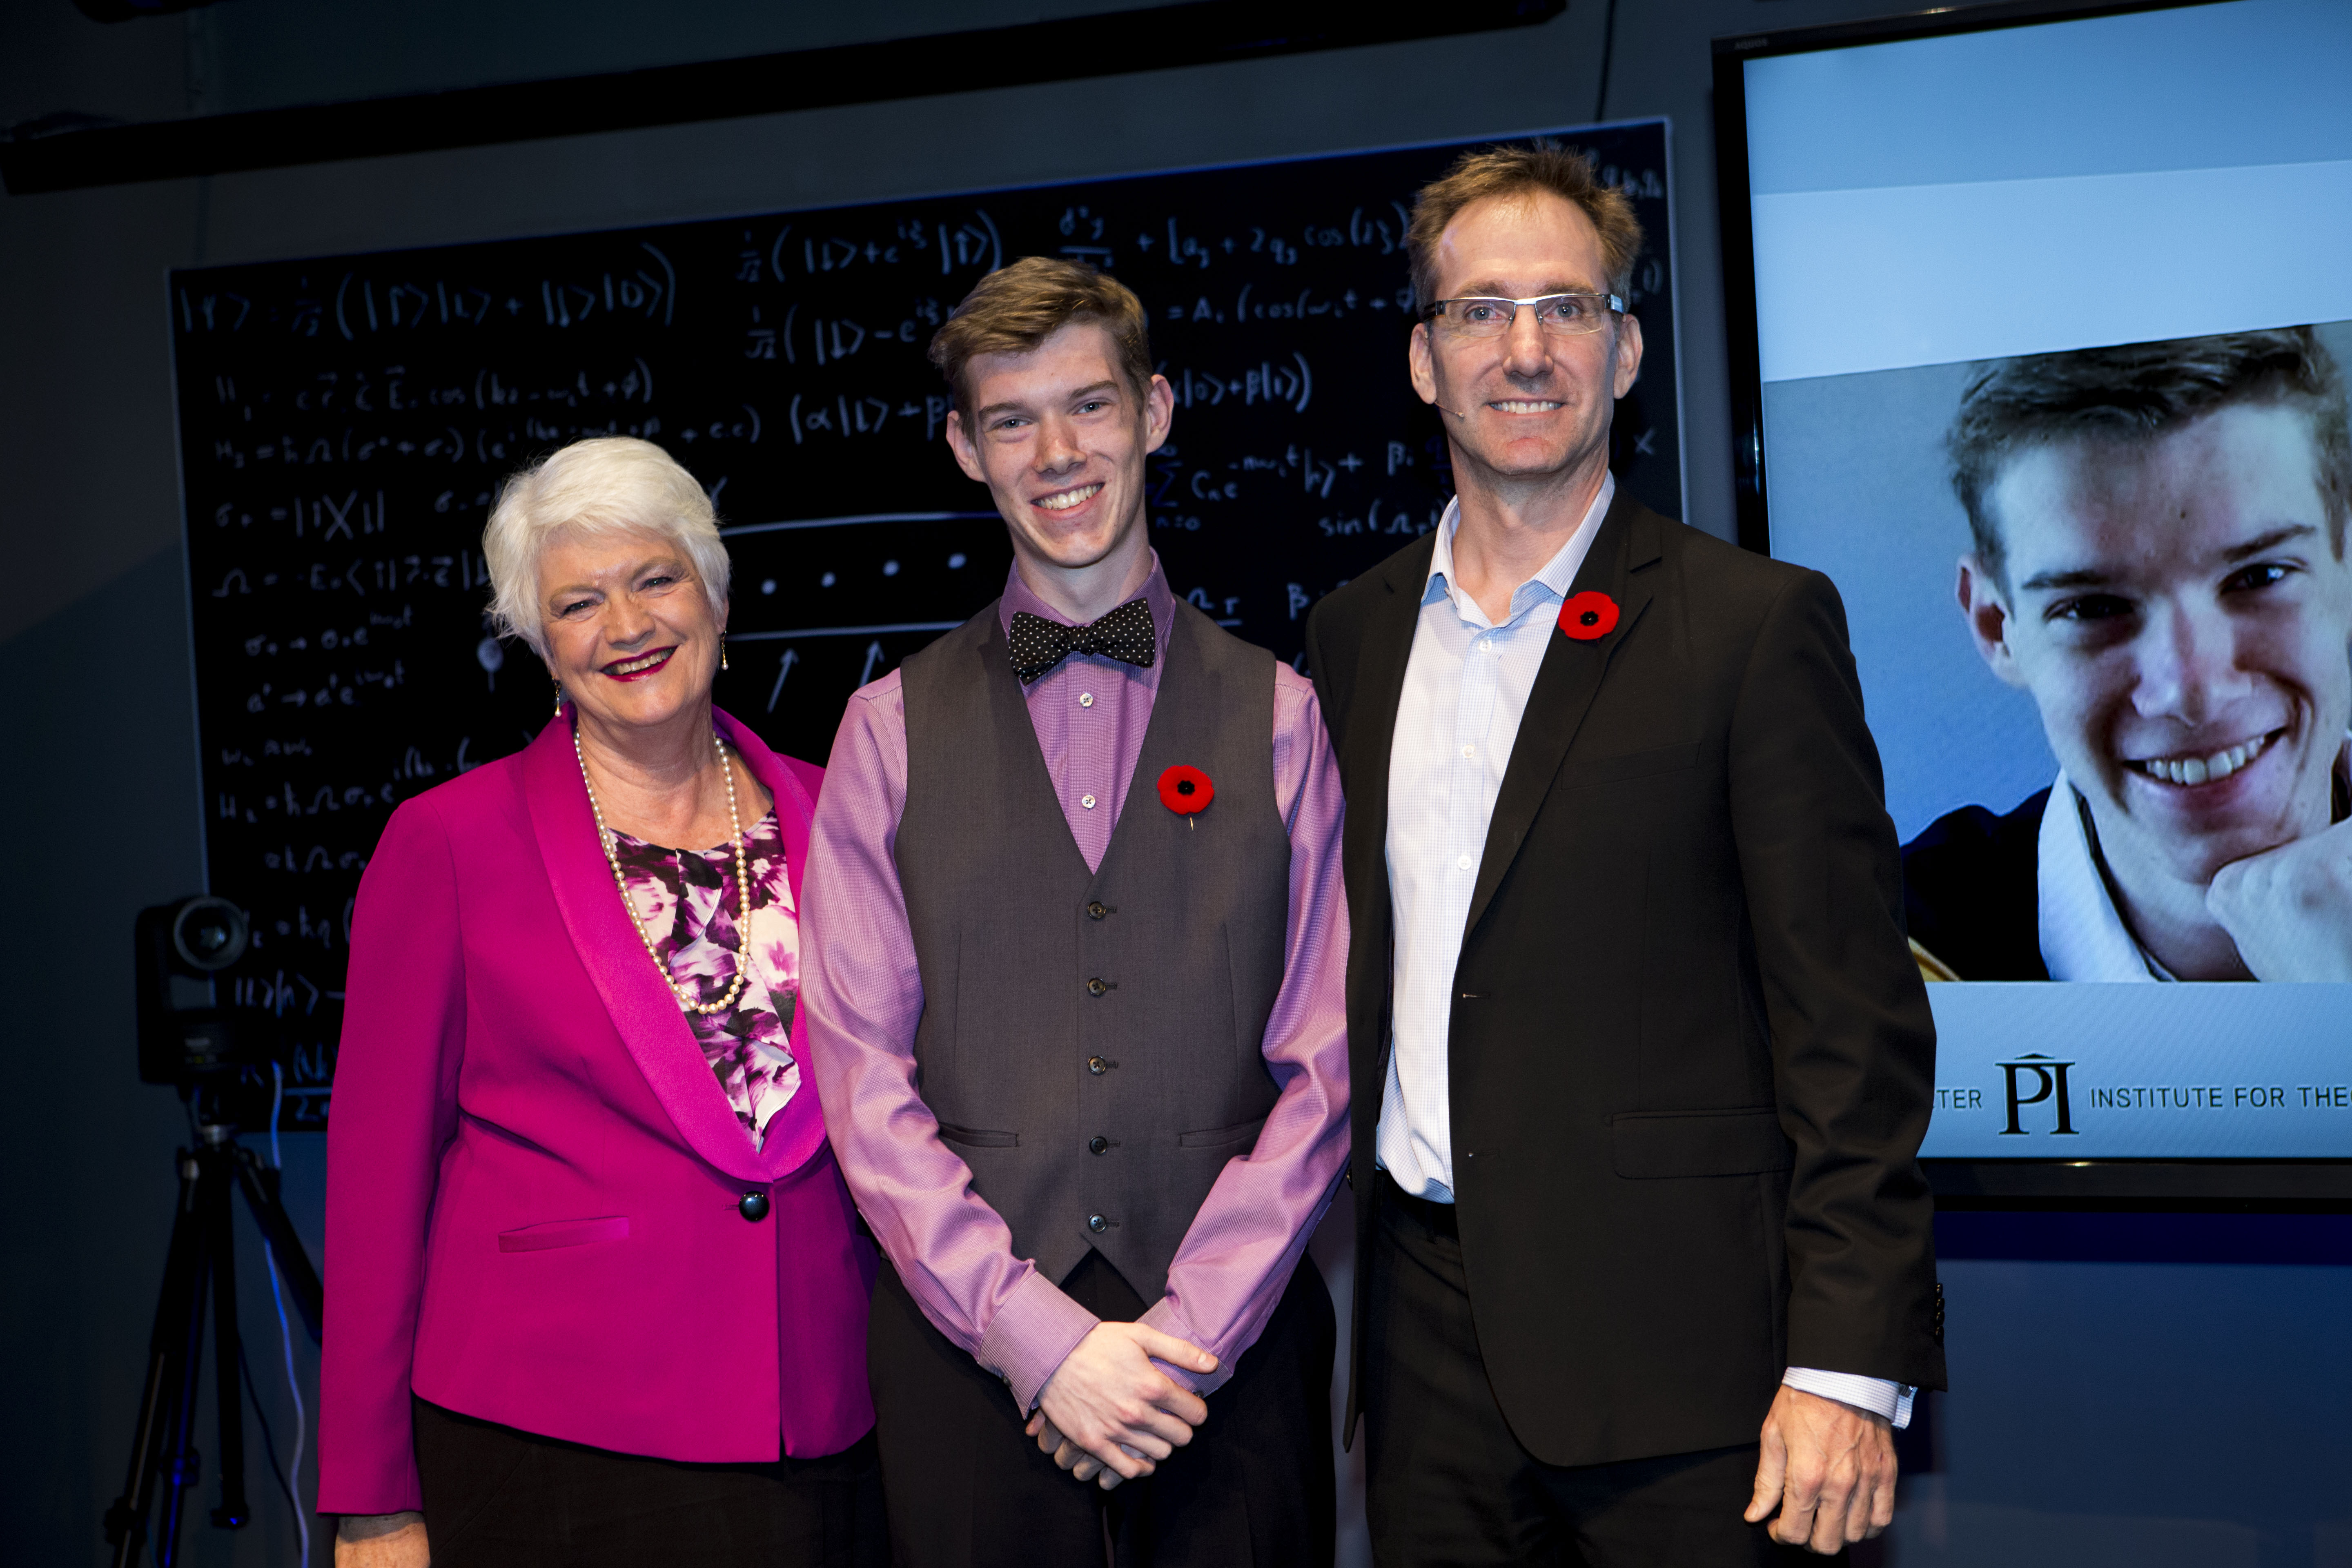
[
  {"xmin": 2036, "ymin": 775, "xmax": 2160, "ymax": 982},
  {"xmin": 1423, "ymin": 472, "xmax": 1615, "ymax": 626},
  {"xmin": 2038, "ymin": 737, "xmax": 2352, "ymax": 981}
]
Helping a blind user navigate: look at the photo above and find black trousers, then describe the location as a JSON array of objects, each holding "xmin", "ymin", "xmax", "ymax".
[
  {"xmin": 868, "ymin": 1249, "xmax": 1336, "ymax": 1568},
  {"xmin": 1363, "ymin": 1175, "xmax": 1839, "ymax": 1568},
  {"xmin": 413, "ymin": 1395, "xmax": 887, "ymax": 1568}
]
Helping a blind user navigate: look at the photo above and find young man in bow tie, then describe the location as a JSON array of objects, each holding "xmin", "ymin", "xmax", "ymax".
[
  {"xmin": 1304, "ymin": 145, "xmax": 1944, "ymax": 1564},
  {"xmin": 800, "ymin": 257, "xmax": 1351, "ymax": 1567}
]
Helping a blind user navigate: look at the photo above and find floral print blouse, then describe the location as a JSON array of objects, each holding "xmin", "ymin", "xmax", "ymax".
[{"xmin": 607, "ymin": 808, "xmax": 800, "ymax": 1148}]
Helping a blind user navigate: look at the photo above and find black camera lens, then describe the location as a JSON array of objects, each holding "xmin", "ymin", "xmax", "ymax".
[{"xmin": 172, "ymin": 897, "xmax": 249, "ymax": 973}]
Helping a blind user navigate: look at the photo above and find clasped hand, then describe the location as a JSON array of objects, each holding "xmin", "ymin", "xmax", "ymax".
[{"xmin": 1023, "ymin": 1321, "xmax": 1217, "ymax": 1489}]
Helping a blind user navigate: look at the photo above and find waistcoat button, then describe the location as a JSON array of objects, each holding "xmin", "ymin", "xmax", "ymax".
[
  {"xmin": 1089, "ymin": 1136, "xmax": 1109, "ymax": 1155},
  {"xmin": 1087, "ymin": 977, "xmax": 1108, "ymax": 997},
  {"xmin": 738, "ymin": 1192, "xmax": 771, "ymax": 1222},
  {"xmin": 1087, "ymin": 901, "xmax": 1108, "ymax": 920},
  {"xmin": 1087, "ymin": 1214, "xmax": 1108, "ymax": 1234},
  {"xmin": 1087, "ymin": 1056, "xmax": 1109, "ymax": 1075}
]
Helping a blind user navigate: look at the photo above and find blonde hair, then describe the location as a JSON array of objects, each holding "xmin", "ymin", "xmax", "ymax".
[
  {"xmin": 928, "ymin": 256, "xmax": 1153, "ymax": 416},
  {"xmin": 481, "ymin": 437, "xmax": 729, "ymax": 658},
  {"xmin": 1407, "ymin": 143, "xmax": 1643, "ymax": 312}
]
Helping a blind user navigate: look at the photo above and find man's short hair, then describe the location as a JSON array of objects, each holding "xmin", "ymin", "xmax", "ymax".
[
  {"xmin": 1949, "ymin": 327, "xmax": 2352, "ymax": 586},
  {"xmin": 927, "ymin": 256, "xmax": 1153, "ymax": 418},
  {"xmin": 1406, "ymin": 143, "xmax": 1643, "ymax": 314}
]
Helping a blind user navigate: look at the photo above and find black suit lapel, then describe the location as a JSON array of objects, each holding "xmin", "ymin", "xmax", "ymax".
[
  {"xmin": 1463, "ymin": 490, "xmax": 1664, "ymax": 939},
  {"xmin": 1345, "ymin": 531, "xmax": 1440, "ymax": 871},
  {"xmin": 1333, "ymin": 531, "xmax": 1434, "ymax": 1087}
]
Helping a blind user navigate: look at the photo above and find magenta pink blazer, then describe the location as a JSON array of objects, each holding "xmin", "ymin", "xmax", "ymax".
[{"xmin": 318, "ymin": 708, "xmax": 876, "ymax": 1516}]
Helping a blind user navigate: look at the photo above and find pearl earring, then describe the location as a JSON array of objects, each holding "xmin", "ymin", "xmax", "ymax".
[
  {"xmin": 552, "ymin": 676, "xmax": 566, "ymax": 717},
  {"xmin": 720, "ymin": 634, "xmax": 729, "ymax": 672}
]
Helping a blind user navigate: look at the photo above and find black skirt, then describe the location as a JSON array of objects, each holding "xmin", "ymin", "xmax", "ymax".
[{"xmin": 412, "ymin": 1395, "xmax": 886, "ymax": 1568}]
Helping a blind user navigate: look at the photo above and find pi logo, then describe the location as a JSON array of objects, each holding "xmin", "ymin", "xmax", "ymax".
[{"xmin": 1998, "ymin": 1053, "xmax": 2078, "ymax": 1136}]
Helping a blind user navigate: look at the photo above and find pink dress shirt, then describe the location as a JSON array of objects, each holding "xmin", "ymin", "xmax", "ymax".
[{"xmin": 802, "ymin": 556, "xmax": 1351, "ymax": 1412}]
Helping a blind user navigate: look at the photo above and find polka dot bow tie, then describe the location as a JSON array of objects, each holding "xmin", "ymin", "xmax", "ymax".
[{"xmin": 1007, "ymin": 599, "xmax": 1158, "ymax": 684}]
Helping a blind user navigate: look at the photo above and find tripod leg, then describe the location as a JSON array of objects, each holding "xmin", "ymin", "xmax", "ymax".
[
  {"xmin": 106, "ymin": 1151, "xmax": 205, "ymax": 1568},
  {"xmin": 207, "ymin": 1143, "xmax": 252, "ymax": 1531},
  {"xmin": 156, "ymin": 1160, "xmax": 216, "ymax": 1568},
  {"xmin": 234, "ymin": 1145, "xmax": 322, "ymax": 1341}
]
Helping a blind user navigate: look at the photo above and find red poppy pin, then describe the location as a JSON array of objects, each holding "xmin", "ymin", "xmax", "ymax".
[
  {"xmin": 1158, "ymin": 764, "xmax": 1214, "ymax": 827},
  {"xmin": 1559, "ymin": 590, "xmax": 1620, "ymax": 641}
]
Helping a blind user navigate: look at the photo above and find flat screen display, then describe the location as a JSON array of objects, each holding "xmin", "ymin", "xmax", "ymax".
[{"xmin": 1719, "ymin": 0, "xmax": 2352, "ymax": 1162}]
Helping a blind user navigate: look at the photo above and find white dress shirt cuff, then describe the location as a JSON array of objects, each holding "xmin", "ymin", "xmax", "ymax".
[{"xmin": 1780, "ymin": 1368, "xmax": 1915, "ymax": 1429}]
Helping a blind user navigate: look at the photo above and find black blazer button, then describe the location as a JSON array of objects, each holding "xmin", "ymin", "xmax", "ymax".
[
  {"xmin": 1087, "ymin": 901, "xmax": 1108, "ymax": 920},
  {"xmin": 739, "ymin": 1191, "xmax": 771, "ymax": 1222},
  {"xmin": 1087, "ymin": 977, "xmax": 1109, "ymax": 997},
  {"xmin": 1087, "ymin": 1056, "xmax": 1109, "ymax": 1076},
  {"xmin": 1087, "ymin": 1214, "xmax": 1108, "ymax": 1234},
  {"xmin": 1089, "ymin": 1136, "xmax": 1109, "ymax": 1155}
]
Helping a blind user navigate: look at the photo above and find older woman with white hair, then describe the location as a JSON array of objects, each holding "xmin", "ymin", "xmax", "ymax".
[{"xmin": 319, "ymin": 437, "xmax": 884, "ymax": 1568}]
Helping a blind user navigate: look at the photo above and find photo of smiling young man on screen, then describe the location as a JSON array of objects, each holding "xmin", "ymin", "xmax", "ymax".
[{"xmin": 1902, "ymin": 328, "xmax": 2352, "ymax": 983}]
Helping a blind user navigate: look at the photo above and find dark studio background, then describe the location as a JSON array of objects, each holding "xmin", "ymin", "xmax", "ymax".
[{"xmin": 2, "ymin": 2, "xmax": 2349, "ymax": 1564}]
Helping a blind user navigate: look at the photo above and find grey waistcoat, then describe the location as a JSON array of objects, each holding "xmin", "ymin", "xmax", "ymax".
[{"xmin": 894, "ymin": 597, "xmax": 1290, "ymax": 1300}]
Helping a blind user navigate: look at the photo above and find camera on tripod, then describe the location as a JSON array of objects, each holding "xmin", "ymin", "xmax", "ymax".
[
  {"xmin": 109, "ymin": 895, "xmax": 323, "ymax": 1568},
  {"xmin": 135, "ymin": 895, "xmax": 289, "ymax": 1094}
]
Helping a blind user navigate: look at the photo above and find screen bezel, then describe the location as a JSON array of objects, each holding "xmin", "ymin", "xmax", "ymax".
[{"xmin": 1710, "ymin": 0, "xmax": 2352, "ymax": 1209}]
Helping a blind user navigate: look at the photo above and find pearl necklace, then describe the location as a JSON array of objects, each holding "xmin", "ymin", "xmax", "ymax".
[{"xmin": 575, "ymin": 726, "xmax": 751, "ymax": 1016}]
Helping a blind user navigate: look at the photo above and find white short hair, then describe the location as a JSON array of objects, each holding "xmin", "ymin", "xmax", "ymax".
[{"xmin": 482, "ymin": 437, "xmax": 730, "ymax": 658}]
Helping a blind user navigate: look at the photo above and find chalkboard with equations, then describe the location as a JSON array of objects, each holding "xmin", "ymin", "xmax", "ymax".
[{"xmin": 169, "ymin": 120, "xmax": 1678, "ymax": 1126}]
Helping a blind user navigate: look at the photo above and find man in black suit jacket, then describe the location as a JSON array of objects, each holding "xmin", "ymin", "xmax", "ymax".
[{"xmin": 1303, "ymin": 146, "xmax": 1944, "ymax": 1564}]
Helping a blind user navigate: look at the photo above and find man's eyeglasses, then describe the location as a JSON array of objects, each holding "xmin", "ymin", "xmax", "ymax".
[{"xmin": 1423, "ymin": 292, "xmax": 1624, "ymax": 339}]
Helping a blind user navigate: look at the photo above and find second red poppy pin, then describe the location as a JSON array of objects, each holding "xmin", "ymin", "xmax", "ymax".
[{"xmin": 1559, "ymin": 590, "xmax": 1620, "ymax": 641}]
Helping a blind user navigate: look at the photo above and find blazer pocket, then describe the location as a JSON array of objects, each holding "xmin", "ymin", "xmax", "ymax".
[
  {"xmin": 497, "ymin": 1216, "xmax": 629, "ymax": 1253},
  {"xmin": 1557, "ymin": 741, "xmax": 1702, "ymax": 791},
  {"xmin": 1609, "ymin": 1107, "xmax": 1791, "ymax": 1179},
  {"xmin": 1178, "ymin": 1116, "xmax": 1268, "ymax": 1150},
  {"xmin": 937, "ymin": 1122, "xmax": 1019, "ymax": 1149}
]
